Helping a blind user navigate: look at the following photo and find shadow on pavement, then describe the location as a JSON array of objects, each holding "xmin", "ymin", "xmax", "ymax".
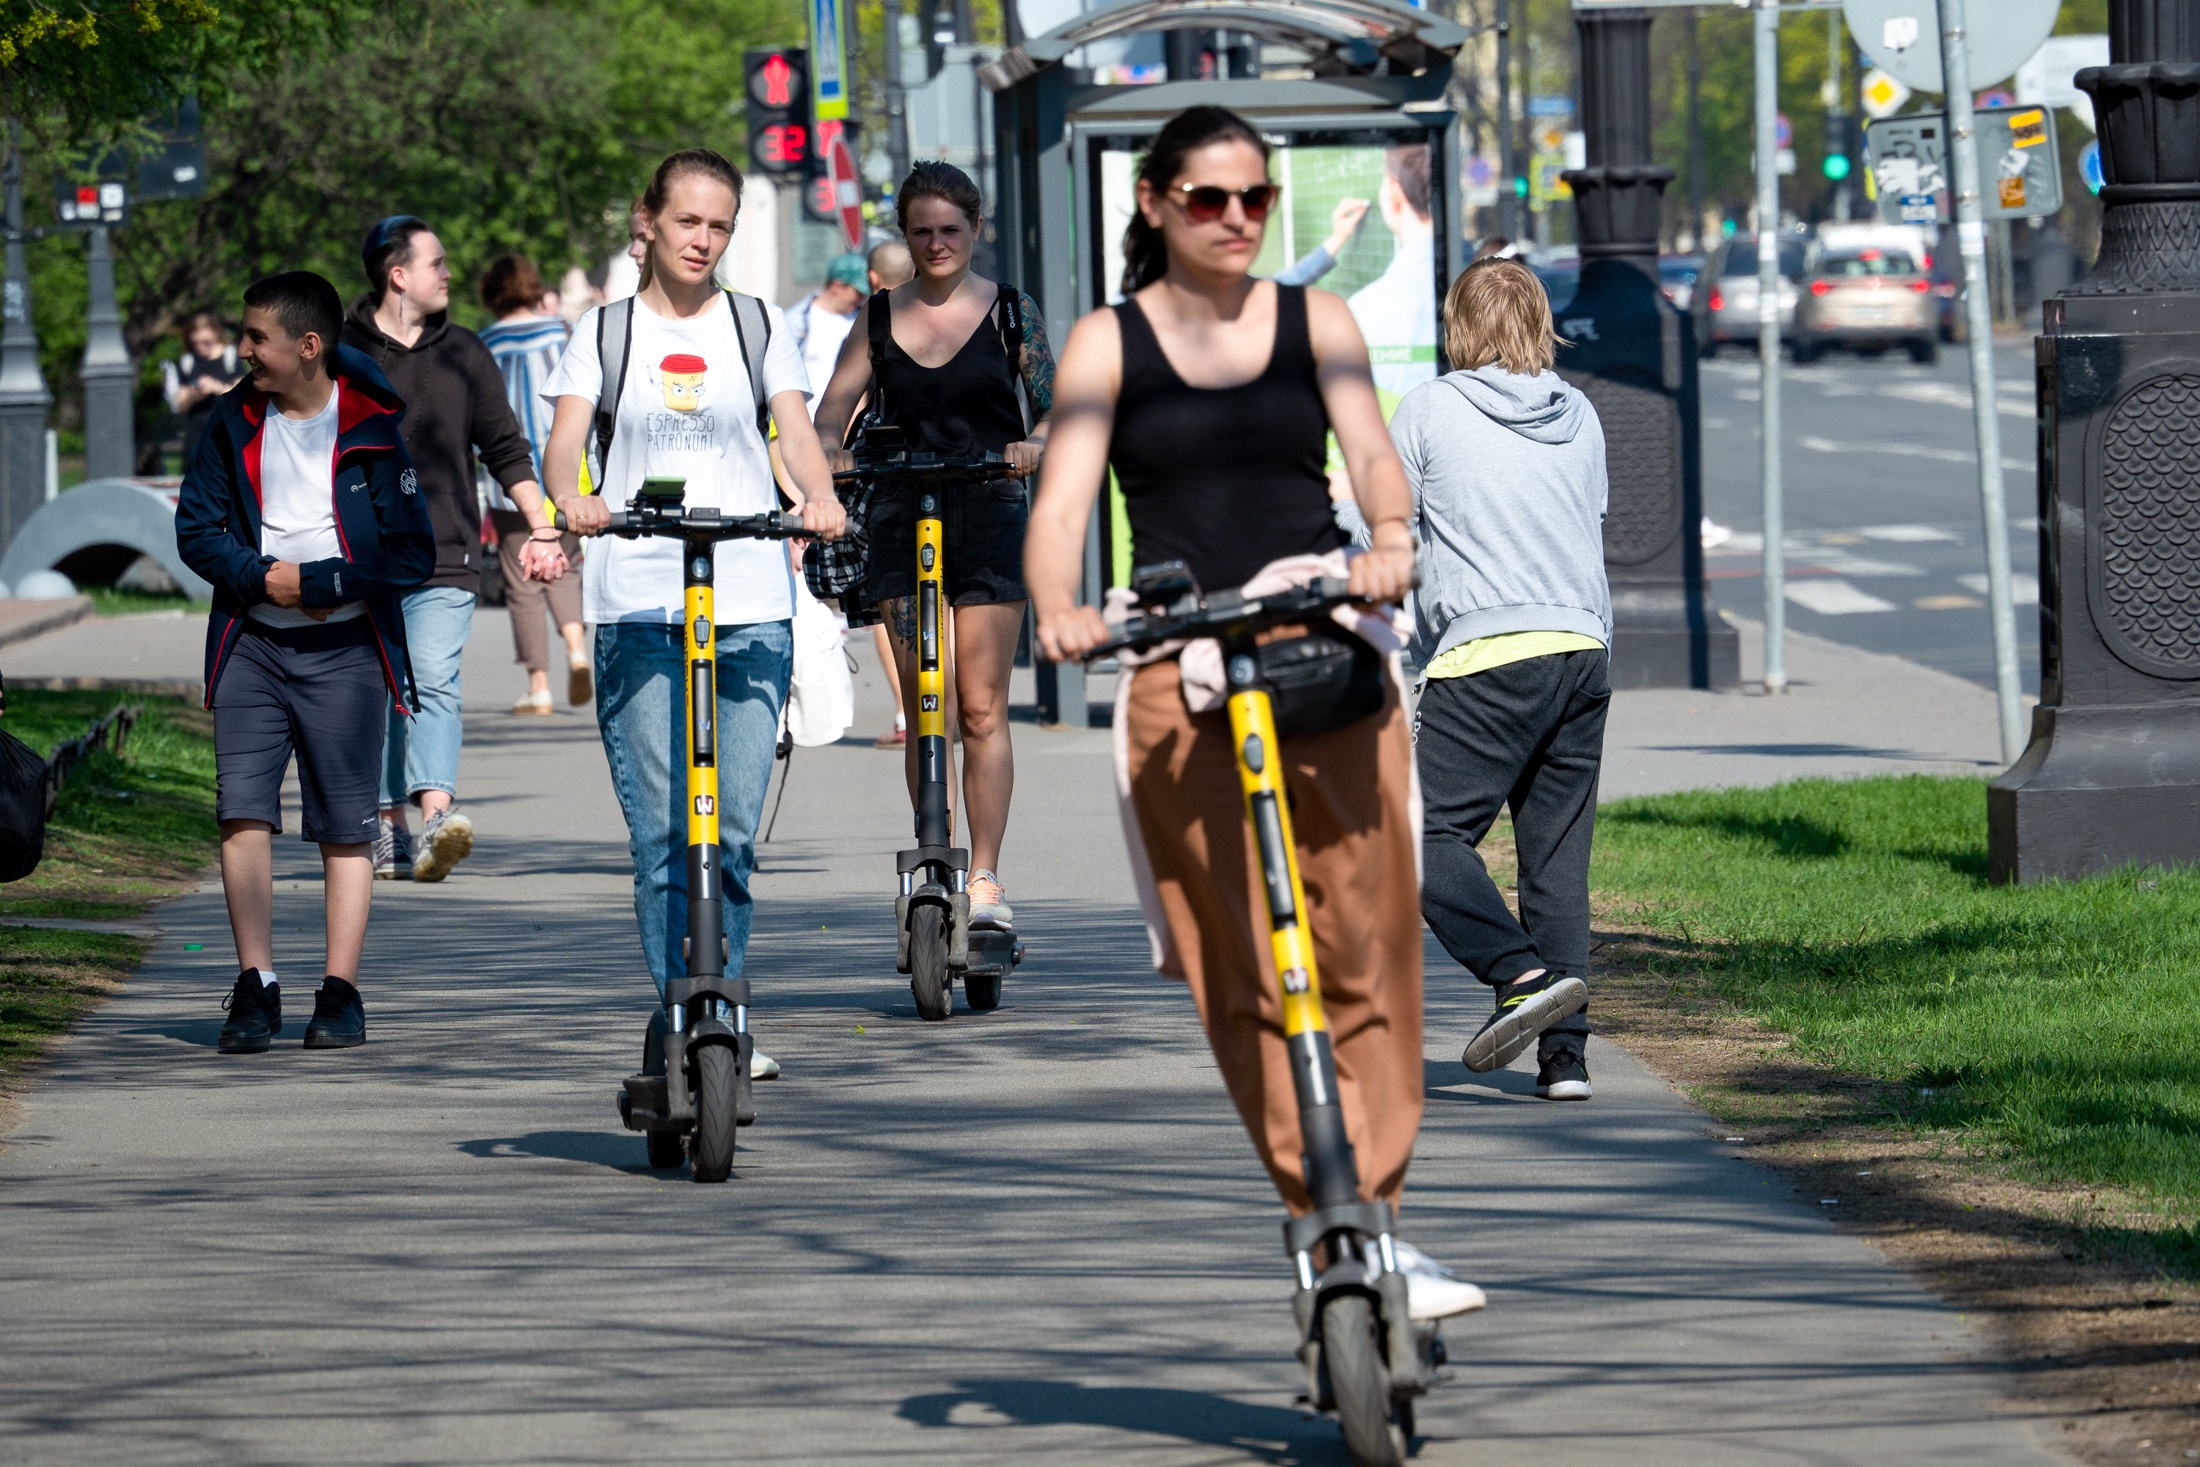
[{"xmin": 898, "ymin": 1378, "xmax": 1350, "ymax": 1464}]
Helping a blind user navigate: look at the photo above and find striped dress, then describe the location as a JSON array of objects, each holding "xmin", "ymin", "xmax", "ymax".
[{"xmin": 477, "ymin": 313, "xmax": 568, "ymax": 503}]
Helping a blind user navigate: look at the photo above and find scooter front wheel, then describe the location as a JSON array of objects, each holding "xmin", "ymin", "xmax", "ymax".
[
  {"xmin": 1322, "ymin": 1293, "xmax": 1406, "ymax": 1467},
  {"xmin": 690, "ymin": 1042, "xmax": 739, "ymax": 1182},
  {"xmin": 909, "ymin": 904, "xmax": 952, "ymax": 1021}
]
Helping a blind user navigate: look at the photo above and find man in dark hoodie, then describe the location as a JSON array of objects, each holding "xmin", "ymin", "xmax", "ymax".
[
  {"xmin": 344, "ymin": 215, "xmax": 554, "ymax": 883},
  {"xmin": 1390, "ymin": 255, "xmax": 1611, "ymax": 1102},
  {"xmin": 176, "ymin": 270, "xmax": 435, "ymax": 1052}
]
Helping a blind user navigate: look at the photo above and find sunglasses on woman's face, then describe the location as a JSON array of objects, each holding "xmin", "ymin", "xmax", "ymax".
[{"xmin": 1170, "ymin": 182, "xmax": 1278, "ymax": 223}]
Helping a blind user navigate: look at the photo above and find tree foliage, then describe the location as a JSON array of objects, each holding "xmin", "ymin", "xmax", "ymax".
[{"xmin": 15, "ymin": 0, "xmax": 802, "ymax": 439}]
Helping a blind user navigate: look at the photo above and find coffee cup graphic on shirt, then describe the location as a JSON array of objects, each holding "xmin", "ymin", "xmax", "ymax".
[{"xmin": 653, "ymin": 354, "xmax": 707, "ymax": 412}]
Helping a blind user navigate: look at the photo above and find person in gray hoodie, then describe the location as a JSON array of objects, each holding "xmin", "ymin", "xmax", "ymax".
[{"xmin": 1392, "ymin": 255, "xmax": 1609, "ymax": 1101}]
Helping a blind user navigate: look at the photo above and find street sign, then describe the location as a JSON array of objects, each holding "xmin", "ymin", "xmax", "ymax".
[
  {"xmin": 1865, "ymin": 104, "xmax": 2063, "ymax": 225},
  {"xmin": 809, "ymin": 0, "xmax": 848, "ymax": 122},
  {"xmin": 1526, "ymin": 94, "xmax": 1572, "ymax": 117},
  {"xmin": 1859, "ymin": 66, "xmax": 1911, "ymax": 118},
  {"xmin": 52, "ymin": 178, "xmax": 126, "ymax": 228},
  {"xmin": 2016, "ymin": 33, "xmax": 2109, "ymax": 132},
  {"xmin": 825, "ymin": 133, "xmax": 862, "ymax": 250},
  {"xmin": 1842, "ymin": 0, "xmax": 2057, "ymax": 94}
]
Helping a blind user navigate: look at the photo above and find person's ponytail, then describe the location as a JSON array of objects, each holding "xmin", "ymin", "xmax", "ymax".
[{"xmin": 1118, "ymin": 105, "xmax": 1269, "ymax": 296}]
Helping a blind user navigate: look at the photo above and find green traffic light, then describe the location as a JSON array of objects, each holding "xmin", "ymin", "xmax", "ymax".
[
  {"xmin": 1823, "ymin": 153, "xmax": 1852, "ymax": 181},
  {"xmin": 1513, "ymin": 176, "xmax": 1529, "ymax": 198}
]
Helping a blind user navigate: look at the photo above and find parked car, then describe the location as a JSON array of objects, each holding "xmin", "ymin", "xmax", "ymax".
[
  {"xmin": 1790, "ymin": 242, "xmax": 1938, "ymax": 364},
  {"xmin": 1659, "ymin": 253, "xmax": 1704, "ymax": 311},
  {"xmin": 1693, "ymin": 234, "xmax": 1805, "ymax": 356}
]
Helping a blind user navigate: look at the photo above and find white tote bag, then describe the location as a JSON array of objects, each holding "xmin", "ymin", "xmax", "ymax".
[{"xmin": 785, "ymin": 575, "xmax": 855, "ymax": 748}]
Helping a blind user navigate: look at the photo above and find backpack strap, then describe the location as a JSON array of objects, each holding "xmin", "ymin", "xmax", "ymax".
[
  {"xmin": 996, "ymin": 282, "xmax": 1032, "ymax": 435},
  {"xmin": 725, "ymin": 288, "xmax": 773, "ymax": 439},
  {"xmin": 587, "ymin": 295, "xmax": 635, "ymax": 495}
]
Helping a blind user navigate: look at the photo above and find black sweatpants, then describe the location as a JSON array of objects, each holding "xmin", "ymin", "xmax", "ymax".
[{"xmin": 1417, "ymin": 648, "xmax": 1610, "ymax": 1041}]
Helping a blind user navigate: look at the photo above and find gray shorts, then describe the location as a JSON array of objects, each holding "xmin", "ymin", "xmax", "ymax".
[{"xmin": 213, "ymin": 618, "xmax": 389, "ymax": 844}]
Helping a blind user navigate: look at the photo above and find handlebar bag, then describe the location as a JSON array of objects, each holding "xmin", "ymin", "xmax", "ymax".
[{"xmin": 1257, "ymin": 627, "xmax": 1387, "ymax": 738}]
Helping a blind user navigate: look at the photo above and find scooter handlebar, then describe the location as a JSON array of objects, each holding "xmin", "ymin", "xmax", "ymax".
[
  {"xmin": 604, "ymin": 507, "xmax": 811, "ymax": 540},
  {"xmin": 1085, "ymin": 575, "xmax": 1367, "ymax": 662},
  {"xmin": 832, "ymin": 451, "xmax": 1021, "ymax": 489}
]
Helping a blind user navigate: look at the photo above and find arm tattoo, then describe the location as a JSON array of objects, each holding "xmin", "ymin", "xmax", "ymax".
[{"xmin": 1018, "ymin": 292, "xmax": 1056, "ymax": 422}]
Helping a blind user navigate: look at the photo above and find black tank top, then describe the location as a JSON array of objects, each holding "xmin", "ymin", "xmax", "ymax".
[
  {"xmin": 869, "ymin": 285, "xmax": 1027, "ymax": 458},
  {"xmin": 1108, "ymin": 283, "xmax": 1341, "ymax": 595}
]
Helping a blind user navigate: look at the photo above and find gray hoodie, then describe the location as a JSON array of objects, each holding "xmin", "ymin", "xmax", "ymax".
[{"xmin": 1386, "ymin": 363, "xmax": 1611, "ymax": 665}]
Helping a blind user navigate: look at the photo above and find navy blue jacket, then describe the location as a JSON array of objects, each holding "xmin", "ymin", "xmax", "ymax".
[{"xmin": 175, "ymin": 345, "xmax": 435, "ymax": 711}]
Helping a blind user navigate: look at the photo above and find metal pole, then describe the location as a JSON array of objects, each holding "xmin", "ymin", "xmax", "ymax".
[
  {"xmin": 1938, "ymin": 0, "xmax": 2024, "ymax": 763},
  {"xmin": 1497, "ymin": 0, "xmax": 1517, "ymax": 240},
  {"xmin": 883, "ymin": 0, "xmax": 910, "ymax": 187},
  {"xmin": 81, "ymin": 225, "xmax": 135, "ymax": 481},
  {"xmin": 1687, "ymin": 11, "xmax": 1705, "ymax": 248},
  {"xmin": 1754, "ymin": 0, "xmax": 1785, "ymax": 694},
  {"xmin": 0, "ymin": 118, "xmax": 51, "ymax": 557}
]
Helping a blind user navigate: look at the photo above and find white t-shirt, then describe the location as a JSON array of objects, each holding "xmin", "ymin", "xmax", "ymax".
[
  {"xmin": 791, "ymin": 293, "xmax": 857, "ymax": 398},
  {"xmin": 542, "ymin": 294, "xmax": 808, "ymax": 627},
  {"xmin": 252, "ymin": 387, "xmax": 364, "ymax": 627}
]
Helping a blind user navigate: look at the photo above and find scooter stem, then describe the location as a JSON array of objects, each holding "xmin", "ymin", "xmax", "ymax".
[
  {"xmin": 913, "ymin": 490, "xmax": 952, "ymax": 852},
  {"xmin": 1223, "ymin": 639, "xmax": 1361, "ymax": 1213},
  {"xmin": 684, "ymin": 532, "xmax": 724, "ymax": 981}
]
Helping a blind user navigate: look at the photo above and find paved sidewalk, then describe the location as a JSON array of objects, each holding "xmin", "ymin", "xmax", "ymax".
[{"xmin": 0, "ymin": 609, "xmax": 2062, "ymax": 1464}]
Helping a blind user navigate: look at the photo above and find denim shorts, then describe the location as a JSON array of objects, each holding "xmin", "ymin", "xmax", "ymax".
[
  {"xmin": 214, "ymin": 618, "xmax": 388, "ymax": 844},
  {"xmin": 864, "ymin": 476, "xmax": 1030, "ymax": 611}
]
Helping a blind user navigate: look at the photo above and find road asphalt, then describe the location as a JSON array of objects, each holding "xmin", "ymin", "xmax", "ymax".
[{"xmin": 0, "ymin": 608, "xmax": 2061, "ymax": 1464}]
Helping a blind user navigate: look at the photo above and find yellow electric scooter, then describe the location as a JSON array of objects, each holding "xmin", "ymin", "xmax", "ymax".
[
  {"xmin": 835, "ymin": 430, "xmax": 1024, "ymax": 1021},
  {"xmin": 610, "ymin": 477, "xmax": 809, "ymax": 1181},
  {"xmin": 1089, "ymin": 562, "xmax": 1437, "ymax": 1467}
]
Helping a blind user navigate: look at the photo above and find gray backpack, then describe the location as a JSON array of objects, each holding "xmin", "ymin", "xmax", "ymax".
[{"xmin": 586, "ymin": 289, "xmax": 774, "ymax": 493}]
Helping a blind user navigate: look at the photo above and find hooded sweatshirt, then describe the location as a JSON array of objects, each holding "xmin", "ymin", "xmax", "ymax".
[
  {"xmin": 1386, "ymin": 363, "xmax": 1611, "ymax": 665},
  {"xmin": 342, "ymin": 300, "xmax": 537, "ymax": 592}
]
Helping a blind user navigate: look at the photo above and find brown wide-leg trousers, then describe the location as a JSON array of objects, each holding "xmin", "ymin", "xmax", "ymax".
[{"xmin": 1123, "ymin": 658, "xmax": 1424, "ymax": 1215}]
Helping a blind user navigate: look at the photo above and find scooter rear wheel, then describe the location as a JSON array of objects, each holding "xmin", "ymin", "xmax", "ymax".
[
  {"xmin": 1322, "ymin": 1294, "xmax": 1406, "ymax": 1467},
  {"xmin": 909, "ymin": 905, "xmax": 952, "ymax": 1021},
  {"xmin": 690, "ymin": 1042, "xmax": 739, "ymax": 1182},
  {"xmin": 963, "ymin": 971, "xmax": 1001, "ymax": 1011},
  {"xmin": 641, "ymin": 1012, "xmax": 685, "ymax": 1170}
]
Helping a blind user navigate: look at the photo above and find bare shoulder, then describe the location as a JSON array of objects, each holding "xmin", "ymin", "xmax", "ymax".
[{"xmin": 1061, "ymin": 304, "xmax": 1123, "ymax": 360}]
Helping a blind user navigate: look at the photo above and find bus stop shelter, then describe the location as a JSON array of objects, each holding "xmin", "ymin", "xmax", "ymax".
[{"xmin": 981, "ymin": 0, "xmax": 1467, "ymax": 725}]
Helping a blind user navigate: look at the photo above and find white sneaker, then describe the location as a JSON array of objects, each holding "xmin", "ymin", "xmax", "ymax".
[
  {"xmin": 751, "ymin": 1049, "xmax": 781, "ymax": 1080},
  {"xmin": 409, "ymin": 809, "xmax": 474, "ymax": 883},
  {"xmin": 968, "ymin": 869, "xmax": 1013, "ymax": 930},
  {"xmin": 1395, "ymin": 1240, "xmax": 1487, "ymax": 1321}
]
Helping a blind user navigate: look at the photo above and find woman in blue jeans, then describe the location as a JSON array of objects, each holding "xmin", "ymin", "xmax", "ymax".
[{"xmin": 539, "ymin": 149, "xmax": 844, "ymax": 1070}]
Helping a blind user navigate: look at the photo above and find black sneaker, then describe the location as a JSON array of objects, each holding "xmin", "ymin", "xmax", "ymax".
[
  {"xmin": 302, "ymin": 978, "xmax": 366, "ymax": 1049},
  {"xmin": 1462, "ymin": 971, "xmax": 1588, "ymax": 1073},
  {"xmin": 217, "ymin": 971, "xmax": 281, "ymax": 1054},
  {"xmin": 1535, "ymin": 1035, "xmax": 1593, "ymax": 1101}
]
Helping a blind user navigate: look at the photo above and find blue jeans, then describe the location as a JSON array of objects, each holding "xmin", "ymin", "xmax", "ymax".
[
  {"xmin": 596, "ymin": 619, "xmax": 792, "ymax": 996},
  {"xmin": 380, "ymin": 587, "xmax": 476, "ymax": 807}
]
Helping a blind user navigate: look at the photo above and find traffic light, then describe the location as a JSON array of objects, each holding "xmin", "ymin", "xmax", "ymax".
[
  {"xmin": 744, "ymin": 47, "xmax": 811, "ymax": 181},
  {"xmin": 1822, "ymin": 111, "xmax": 1854, "ymax": 184}
]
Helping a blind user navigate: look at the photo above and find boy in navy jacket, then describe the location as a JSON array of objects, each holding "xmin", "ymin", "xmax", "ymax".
[{"xmin": 176, "ymin": 272, "xmax": 434, "ymax": 1052}]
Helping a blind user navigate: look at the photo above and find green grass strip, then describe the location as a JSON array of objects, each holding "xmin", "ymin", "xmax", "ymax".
[
  {"xmin": 1592, "ymin": 775, "xmax": 2200, "ymax": 1209},
  {"xmin": 0, "ymin": 692, "xmax": 216, "ymax": 1077}
]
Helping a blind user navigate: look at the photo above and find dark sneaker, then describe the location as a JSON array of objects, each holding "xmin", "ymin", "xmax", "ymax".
[
  {"xmin": 373, "ymin": 821, "xmax": 413, "ymax": 881},
  {"xmin": 410, "ymin": 809, "xmax": 473, "ymax": 883},
  {"xmin": 1462, "ymin": 971, "xmax": 1588, "ymax": 1073},
  {"xmin": 217, "ymin": 971, "xmax": 281, "ymax": 1053},
  {"xmin": 302, "ymin": 978, "xmax": 366, "ymax": 1049},
  {"xmin": 1535, "ymin": 1036, "xmax": 1593, "ymax": 1101}
]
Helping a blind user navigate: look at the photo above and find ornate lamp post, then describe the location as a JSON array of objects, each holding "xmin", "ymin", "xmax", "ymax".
[
  {"xmin": 1988, "ymin": 0, "xmax": 2200, "ymax": 882},
  {"xmin": 1556, "ymin": 5, "xmax": 1737, "ymax": 689}
]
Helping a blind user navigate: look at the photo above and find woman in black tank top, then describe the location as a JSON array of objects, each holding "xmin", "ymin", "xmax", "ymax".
[
  {"xmin": 1021, "ymin": 107, "xmax": 1477, "ymax": 1308},
  {"xmin": 812, "ymin": 162, "xmax": 1055, "ymax": 930}
]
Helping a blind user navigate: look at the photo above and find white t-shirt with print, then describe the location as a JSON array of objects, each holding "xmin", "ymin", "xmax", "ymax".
[
  {"xmin": 252, "ymin": 386, "xmax": 365, "ymax": 628},
  {"xmin": 541, "ymin": 293, "xmax": 809, "ymax": 627}
]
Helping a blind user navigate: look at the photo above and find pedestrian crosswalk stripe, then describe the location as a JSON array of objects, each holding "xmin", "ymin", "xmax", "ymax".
[{"xmin": 1785, "ymin": 579, "xmax": 1897, "ymax": 615}]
